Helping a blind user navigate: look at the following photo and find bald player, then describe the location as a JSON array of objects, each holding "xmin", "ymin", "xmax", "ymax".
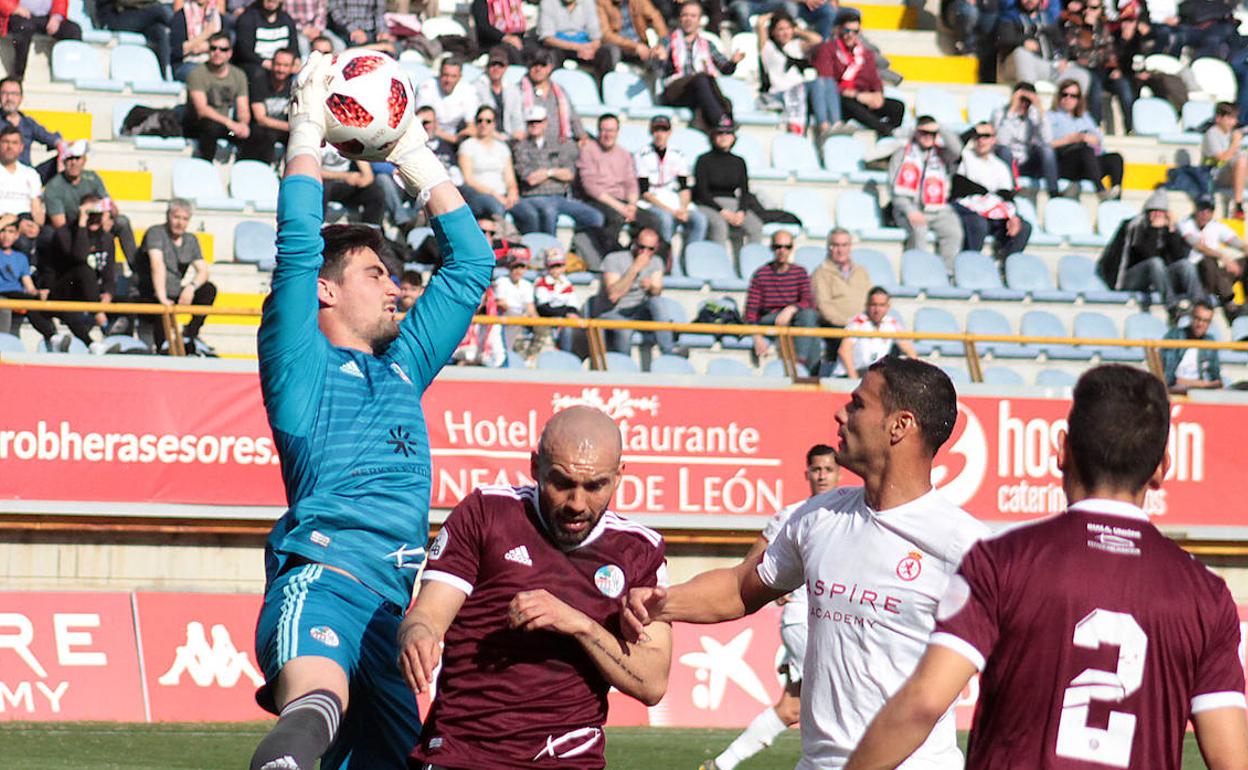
[{"xmin": 399, "ymin": 406, "xmax": 673, "ymax": 770}]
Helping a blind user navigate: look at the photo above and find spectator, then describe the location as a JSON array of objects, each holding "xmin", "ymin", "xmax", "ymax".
[
  {"xmin": 417, "ymin": 58, "xmax": 482, "ymax": 145},
  {"xmin": 322, "ymin": 146, "xmax": 385, "ymax": 225},
  {"xmin": 241, "ymin": 47, "xmax": 295, "ymax": 164},
  {"xmin": 171, "ymin": 0, "xmax": 224, "ymax": 81},
  {"xmin": 832, "ymin": 286, "xmax": 916, "ymax": 378},
  {"xmin": 811, "ymin": 227, "xmax": 871, "ymax": 362},
  {"xmin": 458, "ymin": 105, "xmax": 521, "ymax": 220},
  {"xmin": 1203, "ymin": 102, "xmax": 1246, "ymax": 220},
  {"xmin": 661, "ymin": 1, "xmax": 742, "ymax": 131},
  {"xmin": 591, "ymin": 227, "xmax": 682, "ymax": 354},
  {"xmin": 889, "ymin": 117, "xmax": 964, "ymax": 267},
  {"xmin": 415, "ymin": 105, "xmax": 464, "ymax": 186},
  {"xmin": 285, "ymin": 0, "xmax": 341, "ymax": 56},
  {"xmin": 693, "ymin": 118, "xmax": 764, "ymax": 257},
  {"xmin": 1098, "ymin": 189, "xmax": 1202, "ymax": 314},
  {"xmin": 309, "ymin": 34, "xmax": 335, "ymax": 54},
  {"xmin": 510, "ymin": 106, "xmax": 604, "ymax": 238},
  {"xmin": 454, "ymin": 285, "xmax": 508, "ymax": 366},
  {"xmin": 1162, "ymin": 300, "xmax": 1223, "ymax": 393},
  {"xmin": 635, "ymin": 115, "xmax": 706, "ymax": 255},
  {"xmin": 0, "ymin": 213, "xmax": 55, "ymax": 345},
  {"xmin": 133, "ymin": 198, "xmax": 217, "ymax": 354},
  {"xmin": 1179, "ymin": 198, "xmax": 1247, "ymax": 317},
  {"xmin": 520, "ymin": 48, "xmax": 586, "ymax": 144},
  {"xmin": 398, "ymin": 269, "xmax": 424, "ymax": 310},
  {"xmin": 1061, "ymin": 0, "xmax": 1134, "ymax": 133},
  {"xmin": 42, "ymin": 193, "xmax": 115, "ymax": 346},
  {"xmin": 743, "ymin": 229, "xmax": 819, "ymax": 372},
  {"xmin": 1175, "ymin": 0, "xmax": 1238, "ymax": 59},
  {"xmin": 597, "ymin": 0, "xmax": 668, "ymax": 67},
  {"xmin": 97, "ymin": 0, "xmax": 175, "ymax": 79},
  {"xmin": 234, "ymin": 0, "xmax": 299, "ymax": 78},
  {"xmin": 728, "ymin": 0, "xmax": 834, "ymax": 40},
  {"xmin": 577, "ymin": 113, "xmax": 658, "ymax": 263},
  {"xmin": 760, "ymin": 12, "xmax": 820, "ymax": 136},
  {"xmin": 41, "ymin": 140, "xmax": 138, "ymax": 266},
  {"xmin": 812, "ymin": 11, "xmax": 905, "ymax": 137},
  {"xmin": 941, "ymin": 0, "xmax": 998, "ymax": 81},
  {"xmin": 998, "ymin": 0, "xmax": 1084, "ymax": 97},
  {"xmin": 1047, "ymin": 78, "xmax": 1123, "ymax": 201},
  {"xmin": 2, "ymin": 0, "xmax": 82, "ymax": 82},
  {"xmin": 538, "ymin": 0, "xmax": 620, "ymax": 85},
  {"xmin": 493, "ymin": 245, "xmax": 539, "ymax": 352},
  {"xmin": 472, "ymin": 0, "xmax": 530, "ymax": 63},
  {"xmin": 327, "ymin": 0, "xmax": 395, "ymax": 49},
  {"xmin": 993, "ymin": 81, "xmax": 1058, "ymax": 199},
  {"xmin": 535, "ymin": 246, "xmax": 578, "ymax": 349},
  {"xmin": 0, "ymin": 126, "xmax": 43, "ymax": 231},
  {"xmin": 953, "ymin": 121, "xmax": 1031, "ymax": 260},
  {"xmin": 474, "ymin": 47, "xmax": 526, "ymax": 140},
  {"xmin": 1, "ymin": 79, "xmax": 65, "ymax": 185},
  {"xmin": 184, "ymin": 32, "xmax": 251, "ymax": 161}
]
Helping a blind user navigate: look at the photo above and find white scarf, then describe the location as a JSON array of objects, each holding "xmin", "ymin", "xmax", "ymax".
[{"xmin": 893, "ymin": 141, "xmax": 950, "ymax": 210}]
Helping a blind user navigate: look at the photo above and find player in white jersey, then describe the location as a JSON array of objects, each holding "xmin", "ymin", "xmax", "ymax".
[
  {"xmin": 624, "ymin": 357, "xmax": 988, "ymax": 769},
  {"xmin": 701, "ymin": 445, "xmax": 841, "ymax": 770}
]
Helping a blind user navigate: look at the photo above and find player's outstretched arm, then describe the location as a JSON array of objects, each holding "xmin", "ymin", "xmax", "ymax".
[
  {"xmin": 1193, "ymin": 707, "xmax": 1248, "ymax": 770},
  {"xmin": 509, "ymin": 589, "xmax": 673, "ymax": 706},
  {"xmin": 843, "ymin": 645, "xmax": 977, "ymax": 770},
  {"xmin": 398, "ymin": 580, "xmax": 468, "ymax": 695}
]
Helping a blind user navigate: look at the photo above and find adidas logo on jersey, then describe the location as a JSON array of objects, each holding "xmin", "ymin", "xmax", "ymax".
[
  {"xmin": 505, "ymin": 545, "xmax": 533, "ymax": 566},
  {"xmin": 339, "ymin": 360, "xmax": 364, "ymax": 379}
]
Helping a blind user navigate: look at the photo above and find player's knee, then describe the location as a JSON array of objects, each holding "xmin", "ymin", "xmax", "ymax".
[{"xmin": 250, "ymin": 689, "xmax": 343, "ymax": 770}]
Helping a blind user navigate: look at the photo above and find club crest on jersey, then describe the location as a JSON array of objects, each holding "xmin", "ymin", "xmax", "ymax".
[
  {"xmin": 310, "ymin": 626, "xmax": 340, "ymax": 647},
  {"xmin": 896, "ymin": 551, "xmax": 923, "ymax": 581},
  {"xmin": 594, "ymin": 565, "xmax": 626, "ymax": 597},
  {"xmin": 389, "ymin": 362, "xmax": 412, "ymax": 385},
  {"xmin": 429, "ymin": 528, "xmax": 448, "ymax": 560}
]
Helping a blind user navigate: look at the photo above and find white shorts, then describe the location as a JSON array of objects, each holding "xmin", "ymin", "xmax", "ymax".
[{"xmin": 779, "ymin": 620, "xmax": 808, "ymax": 684}]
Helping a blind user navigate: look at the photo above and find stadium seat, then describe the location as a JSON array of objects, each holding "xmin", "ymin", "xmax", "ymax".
[
  {"xmin": 51, "ymin": 41, "xmax": 124, "ymax": 91},
  {"xmin": 1190, "ymin": 58, "xmax": 1237, "ymax": 103},
  {"xmin": 400, "ymin": 60, "xmax": 432, "ymax": 84},
  {"xmin": 602, "ymin": 71, "xmax": 658, "ymax": 116},
  {"xmin": 0, "ymin": 332, "xmax": 27, "ymax": 353},
  {"xmin": 738, "ymin": 242, "xmax": 772, "ymax": 279},
  {"xmin": 551, "ymin": 68, "xmax": 608, "ymax": 116},
  {"xmin": 1095, "ymin": 200, "xmax": 1136, "ymax": 239},
  {"xmin": 521, "ymin": 232, "xmax": 562, "ymax": 260},
  {"xmin": 1182, "ymin": 100, "xmax": 1216, "ymax": 131},
  {"xmin": 953, "ymin": 251, "xmax": 1025, "ymax": 300},
  {"xmin": 682, "ymin": 298, "xmax": 731, "ymax": 348},
  {"xmin": 853, "ymin": 248, "xmax": 914, "ymax": 296},
  {"xmin": 1124, "ymin": 312, "xmax": 1168, "ymax": 342},
  {"xmin": 715, "ymin": 75, "xmax": 776, "ymax": 125},
  {"xmin": 1073, "ymin": 311, "xmax": 1141, "ymax": 361},
  {"xmin": 173, "ymin": 158, "xmax": 246, "ymax": 211},
  {"xmin": 615, "ymin": 122, "xmax": 649, "ymax": 154},
  {"xmin": 229, "ymin": 161, "xmax": 279, "ymax": 212},
  {"xmin": 1035, "ymin": 368, "xmax": 1078, "ymax": 387},
  {"xmin": 939, "ymin": 364, "xmax": 970, "ymax": 384},
  {"xmin": 650, "ymin": 354, "xmax": 697, "ymax": 375},
  {"xmin": 408, "ymin": 226, "xmax": 434, "ymax": 251},
  {"xmin": 913, "ymin": 87, "xmax": 965, "ymax": 128},
  {"xmin": 1020, "ymin": 310, "xmax": 1091, "ymax": 360},
  {"xmin": 1003, "ymin": 253, "xmax": 1077, "ymax": 301},
  {"xmin": 781, "ymin": 191, "xmax": 833, "ymax": 239},
  {"xmin": 733, "ymin": 133, "xmax": 786, "ymax": 180},
  {"xmin": 42, "ymin": 333, "xmax": 89, "ymax": 354},
  {"xmin": 110, "ymin": 99, "xmax": 189, "ymax": 149},
  {"xmin": 820, "ymin": 136, "xmax": 884, "ymax": 183},
  {"xmin": 1043, "ymin": 198, "xmax": 1104, "ymax": 247},
  {"xmin": 1013, "ymin": 197, "xmax": 1061, "ymax": 246},
  {"xmin": 234, "ymin": 221, "xmax": 277, "ymax": 268},
  {"xmin": 421, "ymin": 16, "xmax": 467, "ymax": 38},
  {"xmin": 793, "ymin": 245, "xmax": 824, "ymax": 274},
  {"xmin": 604, "ymin": 351, "xmax": 640, "ymax": 372},
  {"xmin": 1131, "ymin": 97, "xmax": 1180, "ymax": 137},
  {"xmin": 912, "ymin": 306, "xmax": 963, "ymax": 357},
  {"xmin": 1230, "ymin": 315, "xmax": 1248, "ymax": 341},
  {"xmin": 670, "ymin": 128, "xmax": 710, "ymax": 165},
  {"xmin": 706, "ymin": 357, "xmax": 755, "ymax": 377},
  {"xmin": 763, "ymin": 360, "xmax": 809, "ymax": 378},
  {"xmin": 536, "ymin": 349, "xmax": 585, "ymax": 371},
  {"xmin": 901, "ymin": 249, "xmax": 973, "ymax": 299},
  {"xmin": 729, "ymin": 32, "xmax": 760, "ymax": 81},
  {"xmin": 967, "ymin": 308, "xmax": 1034, "ymax": 358},
  {"xmin": 66, "ymin": 0, "xmax": 141, "ymax": 43},
  {"xmin": 836, "ymin": 191, "xmax": 905, "ymax": 241},
  {"xmin": 1144, "ymin": 53, "xmax": 1183, "ymax": 75},
  {"xmin": 1058, "ymin": 255, "xmax": 1133, "ymax": 303},
  {"xmin": 966, "ymin": 88, "xmax": 1008, "ymax": 124},
  {"xmin": 93, "ymin": 334, "xmax": 150, "ymax": 354},
  {"xmin": 981, "ymin": 366, "xmax": 1025, "ymax": 386},
  {"xmin": 110, "ymin": 44, "xmax": 183, "ymax": 94},
  {"xmin": 771, "ymin": 134, "xmax": 837, "ymax": 182},
  {"xmin": 684, "ymin": 241, "xmax": 744, "ymax": 291}
]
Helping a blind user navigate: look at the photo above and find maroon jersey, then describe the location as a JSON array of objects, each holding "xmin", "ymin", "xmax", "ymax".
[
  {"xmin": 933, "ymin": 499, "xmax": 1245, "ymax": 769},
  {"xmin": 412, "ymin": 484, "xmax": 667, "ymax": 770}
]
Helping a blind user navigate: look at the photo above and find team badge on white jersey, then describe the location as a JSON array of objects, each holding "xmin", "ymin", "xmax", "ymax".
[
  {"xmin": 594, "ymin": 565, "xmax": 625, "ymax": 597},
  {"xmin": 505, "ymin": 545, "xmax": 532, "ymax": 566},
  {"xmin": 895, "ymin": 551, "xmax": 923, "ymax": 581}
]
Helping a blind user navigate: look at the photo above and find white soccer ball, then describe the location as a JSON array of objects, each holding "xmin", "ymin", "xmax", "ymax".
[{"xmin": 323, "ymin": 49, "xmax": 415, "ymax": 161}]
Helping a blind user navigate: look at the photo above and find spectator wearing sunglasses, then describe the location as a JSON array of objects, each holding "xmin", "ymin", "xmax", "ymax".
[
  {"xmin": 1047, "ymin": 78, "xmax": 1123, "ymax": 201},
  {"xmin": 183, "ymin": 32, "xmax": 251, "ymax": 161},
  {"xmin": 889, "ymin": 115, "xmax": 965, "ymax": 268},
  {"xmin": 953, "ymin": 122, "xmax": 1031, "ymax": 260},
  {"xmin": 590, "ymin": 227, "xmax": 684, "ymax": 356},
  {"xmin": 457, "ymin": 105, "xmax": 521, "ymax": 221},
  {"xmin": 743, "ymin": 229, "xmax": 821, "ymax": 372},
  {"xmin": 810, "ymin": 10, "xmax": 905, "ymax": 137}
]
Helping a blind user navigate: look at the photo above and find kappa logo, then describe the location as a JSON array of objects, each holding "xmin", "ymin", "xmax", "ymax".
[
  {"xmin": 310, "ymin": 625, "xmax": 340, "ymax": 647},
  {"xmin": 594, "ymin": 565, "xmax": 625, "ymax": 597},
  {"xmin": 930, "ymin": 402, "xmax": 988, "ymax": 506},
  {"xmin": 387, "ymin": 426, "xmax": 418, "ymax": 457},
  {"xmin": 157, "ymin": 621, "xmax": 266, "ymax": 688},
  {"xmin": 550, "ymin": 387, "xmax": 659, "ymax": 420},
  {"xmin": 896, "ymin": 551, "xmax": 923, "ymax": 581},
  {"xmin": 679, "ymin": 629, "xmax": 771, "ymax": 709},
  {"xmin": 504, "ymin": 545, "xmax": 532, "ymax": 566},
  {"xmin": 338, "ymin": 360, "xmax": 364, "ymax": 379}
]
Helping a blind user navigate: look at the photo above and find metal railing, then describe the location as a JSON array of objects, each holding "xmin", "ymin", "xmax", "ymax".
[{"xmin": 4, "ymin": 297, "xmax": 1248, "ymax": 382}]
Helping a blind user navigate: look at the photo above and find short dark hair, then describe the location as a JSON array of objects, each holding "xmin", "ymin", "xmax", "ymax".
[
  {"xmin": 320, "ymin": 224, "xmax": 383, "ymax": 281},
  {"xmin": 527, "ymin": 48, "xmax": 554, "ymax": 67},
  {"xmin": 867, "ymin": 285, "xmax": 890, "ymax": 301},
  {"xmin": 1217, "ymin": 101, "xmax": 1237, "ymax": 118},
  {"xmin": 273, "ymin": 47, "xmax": 297, "ymax": 62},
  {"xmin": 1012, "ymin": 81, "xmax": 1035, "ymax": 94},
  {"xmin": 1067, "ymin": 365, "xmax": 1169, "ymax": 493},
  {"xmin": 1193, "ymin": 299, "xmax": 1215, "ymax": 315},
  {"xmin": 806, "ymin": 444, "xmax": 836, "ymax": 466},
  {"xmin": 475, "ymin": 104, "xmax": 496, "ymax": 120},
  {"xmin": 209, "ymin": 31, "xmax": 231, "ymax": 46},
  {"xmin": 0, "ymin": 125, "xmax": 21, "ymax": 141},
  {"xmin": 0, "ymin": 78, "xmax": 21, "ymax": 93},
  {"xmin": 867, "ymin": 357, "xmax": 958, "ymax": 455},
  {"xmin": 598, "ymin": 113, "xmax": 620, "ymax": 129},
  {"xmin": 680, "ymin": 0, "xmax": 703, "ymax": 12},
  {"xmin": 440, "ymin": 57, "xmax": 463, "ymax": 73},
  {"xmin": 400, "ymin": 269, "xmax": 424, "ymax": 287}
]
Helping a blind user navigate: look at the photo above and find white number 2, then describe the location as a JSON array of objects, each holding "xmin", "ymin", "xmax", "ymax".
[{"xmin": 1054, "ymin": 609, "xmax": 1149, "ymax": 768}]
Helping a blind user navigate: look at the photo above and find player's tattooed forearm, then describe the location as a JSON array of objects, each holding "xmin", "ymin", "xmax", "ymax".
[{"xmin": 588, "ymin": 636, "xmax": 646, "ymax": 685}]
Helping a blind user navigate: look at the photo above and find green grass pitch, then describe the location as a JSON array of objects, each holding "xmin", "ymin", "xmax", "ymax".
[{"xmin": 0, "ymin": 723, "xmax": 1210, "ymax": 768}]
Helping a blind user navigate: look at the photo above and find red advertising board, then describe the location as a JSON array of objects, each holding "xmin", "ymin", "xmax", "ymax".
[{"xmin": 0, "ymin": 362, "xmax": 1245, "ymax": 531}]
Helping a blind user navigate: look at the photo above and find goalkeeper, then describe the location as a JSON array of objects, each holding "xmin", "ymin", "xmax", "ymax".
[{"xmin": 249, "ymin": 52, "xmax": 493, "ymax": 770}]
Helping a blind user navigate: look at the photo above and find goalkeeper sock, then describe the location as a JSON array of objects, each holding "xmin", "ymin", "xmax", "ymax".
[
  {"xmin": 250, "ymin": 689, "xmax": 342, "ymax": 770},
  {"xmin": 715, "ymin": 706, "xmax": 787, "ymax": 770}
]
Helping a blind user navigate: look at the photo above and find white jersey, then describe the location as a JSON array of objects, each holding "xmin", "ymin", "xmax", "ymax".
[
  {"xmin": 758, "ymin": 486, "xmax": 988, "ymax": 770},
  {"xmin": 761, "ymin": 501, "xmax": 808, "ymax": 627}
]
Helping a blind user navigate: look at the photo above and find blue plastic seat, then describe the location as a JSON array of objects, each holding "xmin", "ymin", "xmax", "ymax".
[
  {"xmin": 1044, "ymin": 198, "xmax": 1105, "ymax": 247},
  {"xmin": 650, "ymin": 354, "xmax": 697, "ymax": 375},
  {"xmin": 706, "ymin": 357, "xmax": 755, "ymax": 377},
  {"xmin": 901, "ymin": 249, "xmax": 973, "ymax": 299},
  {"xmin": 670, "ymin": 128, "xmax": 710, "ymax": 165},
  {"xmin": 602, "ymin": 71, "xmax": 656, "ymax": 115},
  {"xmin": 1124, "ymin": 312, "xmax": 1168, "ymax": 342},
  {"xmin": 939, "ymin": 364, "xmax": 971, "ymax": 384},
  {"xmin": 913, "ymin": 306, "xmax": 963, "ymax": 357},
  {"xmin": 954, "ymin": 251, "xmax": 1024, "ymax": 300},
  {"xmin": 836, "ymin": 191, "xmax": 906, "ymax": 241},
  {"xmin": 1021, "ymin": 309, "xmax": 1091, "ymax": 360},
  {"xmin": 1003, "ymin": 253, "xmax": 1076, "ymax": 301},
  {"xmin": 1231, "ymin": 315, "xmax": 1248, "ymax": 341},
  {"xmin": 52, "ymin": 41, "xmax": 124, "ymax": 91},
  {"xmin": 1095, "ymin": 200, "xmax": 1136, "ymax": 239},
  {"xmin": 230, "ymin": 160, "xmax": 279, "ymax": 212},
  {"xmin": 1035, "ymin": 368, "xmax": 1078, "ymax": 387},
  {"xmin": 94, "ymin": 334, "xmax": 150, "ymax": 354},
  {"xmin": 407, "ymin": 226, "xmax": 434, "ymax": 251},
  {"xmin": 715, "ymin": 75, "xmax": 776, "ymax": 125},
  {"xmin": 173, "ymin": 158, "xmax": 246, "ymax": 211},
  {"xmin": 968, "ymin": 308, "xmax": 1034, "ymax": 358},
  {"xmin": 763, "ymin": 360, "xmax": 809, "ymax": 378},
  {"xmin": 0, "ymin": 332, "xmax": 27, "ymax": 353},
  {"xmin": 771, "ymin": 134, "xmax": 837, "ymax": 182},
  {"xmin": 852, "ymin": 247, "xmax": 910, "ymax": 296},
  {"xmin": 400, "ymin": 60, "xmax": 432, "ymax": 84},
  {"xmin": 981, "ymin": 366, "xmax": 1025, "ymax": 386},
  {"xmin": 616, "ymin": 122, "xmax": 649, "ymax": 154},
  {"xmin": 110, "ymin": 44, "xmax": 182, "ymax": 94},
  {"xmin": 521, "ymin": 232, "xmax": 563, "ymax": 260},
  {"xmin": 1013, "ymin": 197, "xmax": 1062, "ymax": 247},
  {"xmin": 966, "ymin": 88, "xmax": 1008, "ymax": 124},
  {"xmin": 603, "ymin": 351, "xmax": 640, "ymax": 372},
  {"xmin": 551, "ymin": 68, "xmax": 608, "ymax": 116},
  {"xmin": 794, "ymin": 246, "xmax": 824, "ymax": 274},
  {"xmin": 1073, "ymin": 311, "xmax": 1141, "ymax": 361},
  {"xmin": 42, "ymin": 333, "xmax": 89, "ymax": 353},
  {"xmin": 536, "ymin": 349, "xmax": 585, "ymax": 371},
  {"xmin": 738, "ymin": 242, "xmax": 772, "ymax": 279},
  {"xmin": 781, "ymin": 191, "xmax": 832, "ymax": 239},
  {"xmin": 1132, "ymin": 97, "xmax": 1180, "ymax": 137},
  {"xmin": 914, "ymin": 86, "xmax": 965, "ymax": 128},
  {"xmin": 733, "ymin": 133, "xmax": 787, "ymax": 180},
  {"xmin": 1058, "ymin": 255, "xmax": 1133, "ymax": 303},
  {"xmin": 234, "ymin": 221, "xmax": 277, "ymax": 267},
  {"xmin": 684, "ymin": 241, "xmax": 744, "ymax": 291}
]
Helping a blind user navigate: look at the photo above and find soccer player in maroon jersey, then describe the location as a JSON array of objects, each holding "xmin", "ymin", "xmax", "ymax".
[
  {"xmin": 845, "ymin": 364, "xmax": 1248, "ymax": 770},
  {"xmin": 397, "ymin": 406, "xmax": 672, "ymax": 770}
]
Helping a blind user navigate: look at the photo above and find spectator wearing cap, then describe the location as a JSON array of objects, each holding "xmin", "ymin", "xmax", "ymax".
[
  {"xmin": 635, "ymin": 115, "xmax": 707, "ymax": 255},
  {"xmin": 519, "ymin": 48, "xmax": 587, "ymax": 145},
  {"xmin": 511, "ymin": 105, "xmax": 605, "ymax": 239},
  {"xmin": 1179, "ymin": 198, "xmax": 1248, "ymax": 318},
  {"xmin": 472, "ymin": 0, "xmax": 530, "ymax": 62},
  {"xmin": 661, "ymin": 1, "xmax": 742, "ymax": 131},
  {"xmin": 0, "ymin": 213, "xmax": 56, "ymax": 345},
  {"xmin": 991, "ymin": 81, "xmax": 1058, "ymax": 199},
  {"xmin": 1, "ymin": 0, "xmax": 82, "ymax": 84},
  {"xmin": 458, "ymin": 105, "xmax": 521, "ymax": 220},
  {"xmin": 577, "ymin": 113, "xmax": 661, "ymax": 263},
  {"xmin": 745, "ymin": 229, "xmax": 821, "ymax": 373},
  {"xmin": 41, "ymin": 140, "xmax": 139, "ymax": 268},
  {"xmin": 1, "ymin": 78, "xmax": 66, "ymax": 185},
  {"xmin": 812, "ymin": 10, "xmax": 905, "ymax": 137},
  {"xmin": 398, "ymin": 269, "xmax": 424, "ymax": 311},
  {"xmin": 597, "ymin": 0, "xmax": 668, "ymax": 66},
  {"xmin": 133, "ymin": 197, "xmax": 217, "ymax": 354},
  {"xmin": 184, "ymin": 32, "xmax": 252, "ymax": 161},
  {"xmin": 591, "ymin": 226, "xmax": 683, "ymax": 355},
  {"xmin": 493, "ymin": 246, "xmax": 540, "ymax": 352},
  {"xmin": 474, "ymin": 46, "xmax": 527, "ymax": 141},
  {"xmin": 953, "ymin": 121, "xmax": 1031, "ymax": 261},
  {"xmin": 1162, "ymin": 300, "xmax": 1223, "ymax": 394},
  {"xmin": 538, "ymin": 0, "xmax": 621, "ymax": 85},
  {"xmin": 41, "ymin": 192, "xmax": 116, "ymax": 347},
  {"xmin": 693, "ymin": 118, "xmax": 764, "ymax": 256},
  {"xmin": 1202, "ymin": 102, "xmax": 1246, "ymax": 220},
  {"xmin": 889, "ymin": 117, "xmax": 964, "ymax": 268},
  {"xmin": 1098, "ymin": 189, "xmax": 1202, "ymax": 316},
  {"xmin": 417, "ymin": 58, "xmax": 483, "ymax": 145},
  {"xmin": 535, "ymin": 246, "xmax": 578, "ymax": 349}
]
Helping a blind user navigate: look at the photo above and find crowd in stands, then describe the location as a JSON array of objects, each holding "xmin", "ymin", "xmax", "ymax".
[{"xmin": 1, "ymin": 0, "xmax": 1248, "ymax": 380}]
